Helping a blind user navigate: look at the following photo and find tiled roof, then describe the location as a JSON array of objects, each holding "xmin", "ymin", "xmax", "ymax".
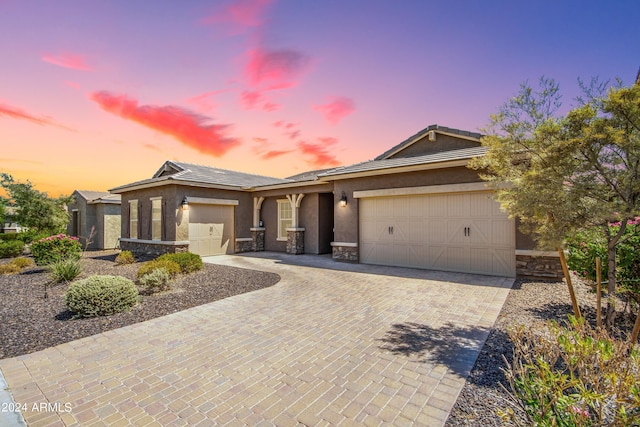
[
  {"xmin": 285, "ymin": 167, "xmax": 339, "ymax": 182},
  {"xmin": 110, "ymin": 160, "xmax": 292, "ymax": 192},
  {"xmin": 74, "ymin": 190, "xmax": 112, "ymax": 201},
  {"xmin": 374, "ymin": 124, "xmax": 483, "ymax": 160},
  {"xmin": 319, "ymin": 147, "xmax": 487, "ymax": 178}
]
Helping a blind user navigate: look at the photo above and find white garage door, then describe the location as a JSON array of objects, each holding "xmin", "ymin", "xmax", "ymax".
[
  {"xmin": 188, "ymin": 204, "xmax": 234, "ymax": 256},
  {"xmin": 360, "ymin": 192, "xmax": 515, "ymax": 276}
]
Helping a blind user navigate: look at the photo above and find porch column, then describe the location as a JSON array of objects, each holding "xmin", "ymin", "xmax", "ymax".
[
  {"xmin": 250, "ymin": 196, "xmax": 266, "ymax": 251},
  {"xmin": 285, "ymin": 193, "xmax": 305, "ymax": 255}
]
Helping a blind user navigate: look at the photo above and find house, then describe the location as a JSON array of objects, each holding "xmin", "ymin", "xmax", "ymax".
[
  {"xmin": 1, "ymin": 207, "xmax": 24, "ymax": 233},
  {"xmin": 67, "ymin": 190, "xmax": 121, "ymax": 250},
  {"xmin": 110, "ymin": 125, "xmax": 562, "ymax": 279}
]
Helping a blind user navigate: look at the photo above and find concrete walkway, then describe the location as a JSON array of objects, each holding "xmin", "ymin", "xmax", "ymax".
[{"xmin": 0, "ymin": 253, "xmax": 513, "ymax": 426}]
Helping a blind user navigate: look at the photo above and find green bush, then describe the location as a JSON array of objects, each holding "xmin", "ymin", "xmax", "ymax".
[
  {"xmin": 12, "ymin": 257, "xmax": 34, "ymax": 269},
  {"xmin": 137, "ymin": 259, "xmax": 180, "ymax": 279},
  {"xmin": 0, "ymin": 240, "xmax": 25, "ymax": 258},
  {"xmin": 567, "ymin": 220, "xmax": 640, "ymax": 299},
  {"xmin": 16, "ymin": 230, "xmax": 49, "ymax": 244},
  {"xmin": 500, "ymin": 316, "xmax": 640, "ymax": 426},
  {"xmin": 0, "ymin": 233, "xmax": 18, "ymax": 241},
  {"xmin": 139, "ymin": 268, "xmax": 172, "ymax": 293},
  {"xmin": 49, "ymin": 258, "xmax": 83, "ymax": 283},
  {"xmin": 115, "ymin": 250, "xmax": 136, "ymax": 265},
  {"xmin": 157, "ymin": 252, "xmax": 203, "ymax": 273},
  {"xmin": 30, "ymin": 234, "xmax": 82, "ymax": 266},
  {"xmin": 65, "ymin": 275, "xmax": 139, "ymax": 318}
]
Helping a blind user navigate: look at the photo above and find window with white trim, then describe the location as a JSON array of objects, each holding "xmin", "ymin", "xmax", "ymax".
[
  {"xmin": 277, "ymin": 199, "xmax": 292, "ymax": 240},
  {"xmin": 129, "ymin": 200, "xmax": 138, "ymax": 239},
  {"xmin": 151, "ymin": 198, "xmax": 162, "ymax": 240}
]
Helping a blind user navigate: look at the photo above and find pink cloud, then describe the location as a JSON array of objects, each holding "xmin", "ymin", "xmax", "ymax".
[
  {"xmin": 245, "ymin": 47, "xmax": 309, "ymax": 87},
  {"xmin": 286, "ymin": 129, "xmax": 300, "ymax": 140},
  {"xmin": 42, "ymin": 52, "xmax": 93, "ymax": 71},
  {"xmin": 262, "ymin": 102, "xmax": 280, "ymax": 112},
  {"xmin": 89, "ymin": 91, "xmax": 240, "ymax": 157},
  {"xmin": 202, "ymin": 0, "xmax": 274, "ymax": 34},
  {"xmin": 0, "ymin": 101, "xmax": 72, "ymax": 130},
  {"xmin": 297, "ymin": 137, "xmax": 340, "ymax": 167},
  {"xmin": 261, "ymin": 149, "xmax": 292, "ymax": 159},
  {"xmin": 240, "ymin": 90, "xmax": 264, "ymax": 109},
  {"xmin": 185, "ymin": 90, "xmax": 226, "ymax": 113},
  {"xmin": 313, "ymin": 96, "xmax": 355, "ymax": 125}
]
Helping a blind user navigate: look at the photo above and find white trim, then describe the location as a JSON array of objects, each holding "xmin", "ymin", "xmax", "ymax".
[
  {"xmin": 151, "ymin": 197, "xmax": 162, "ymax": 241},
  {"xmin": 515, "ymin": 250, "xmax": 560, "ymax": 258},
  {"xmin": 353, "ymin": 182, "xmax": 491, "ymax": 198},
  {"xmin": 285, "ymin": 228, "xmax": 306, "ymax": 232},
  {"xmin": 330, "ymin": 242, "xmax": 358, "ymax": 247},
  {"xmin": 277, "ymin": 199, "xmax": 292, "ymax": 240},
  {"xmin": 128, "ymin": 199, "xmax": 138, "ymax": 203},
  {"xmin": 250, "ymin": 227, "xmax": 266, "ymax": 231},
  {"xmin": 150, "ymin": 196, "xmax": 162, "ymax": 201},
  {"xmin": 188, "ymin": 197, "xmax": 239, "ymax": 206},
  {"xmin": 119, "ymin": 238, "xmax": 190, "ymax": 245},
  {"xmin": 235, "ymin": 237, "xmax": 253, "ymax": 242},
  {"xmin": 276, "ymin": 238, "xmax": 287, "ymax": 242},
  {"xmin": 252, "ymin": 181, "xmax": 332, "ymax": 191}
]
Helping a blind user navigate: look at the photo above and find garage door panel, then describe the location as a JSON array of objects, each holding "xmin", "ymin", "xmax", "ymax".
[
  {"xmin": 360, "ymin": 191, "xmax": 515, "ymax": 277},
  {"xmin": 188, "ymin": 205, "xmax": 234, "ymax": 257}
]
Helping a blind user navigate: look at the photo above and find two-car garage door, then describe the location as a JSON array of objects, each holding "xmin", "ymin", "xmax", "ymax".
[{"xmin": 359, "ymin": 192, "xmax": 515, "ymax": 276}]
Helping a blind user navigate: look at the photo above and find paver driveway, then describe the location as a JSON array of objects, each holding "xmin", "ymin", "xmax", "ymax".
[{"xmin": 0, "ymin": 253, "xmax": 513, "ymax": 426}]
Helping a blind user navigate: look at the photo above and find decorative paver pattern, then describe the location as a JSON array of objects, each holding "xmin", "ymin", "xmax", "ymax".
[{"xmin": 0, "ymin": 253, "xmax": 512, "ymax": 426}]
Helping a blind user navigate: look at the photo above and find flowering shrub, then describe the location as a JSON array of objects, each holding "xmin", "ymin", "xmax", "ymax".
[
  {"xmin": 30, "ymin": 234, "xmax": 82, "ymax": 266},
  {"xmin": 567, "ymin": 219, "xmax": 640, "ymax": 301},
  {"xmin": 500, "ymin": 316, "xmax": 640, "ymax": 426}
]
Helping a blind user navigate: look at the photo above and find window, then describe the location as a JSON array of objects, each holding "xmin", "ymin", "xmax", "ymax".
[
  {"xmin": 151, "ymin": 198, "xmax": 162, "ymax": 241},
  {"xmin": 129, "ymin": 200, "xmax": 138, "ymax": 239},
  {"xmin": 277, "ymin": 199, "xmax": 292, "ymax": 240}
]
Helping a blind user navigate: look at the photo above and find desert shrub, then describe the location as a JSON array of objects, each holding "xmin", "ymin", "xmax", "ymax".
[
  {"xmin": 115, "ymin": 250, "xmax": 136, "ymax": 265},
  {"xmin": 499, "ymin": 316, "xmax": 640, "ymax": 426},
  {"xmin": 0, "ymin": 240, "xmax": 25, "ymax": 258},
  {"xmin": 567, "ymin": 220, "xmax": 640, "ymax": 301},
  {"xmin": 157, "ymin": 252, "xmax": 202, "ymax": 273},
  {"xmin": 0, "ymin": 263, "xmax": 21, "ymax": 275},
  {"xmin": 65, "ymin": 275, "xmax": 139, "ymax": 318},
  {"xmin": 137, "ymin": 259, "xmax": 180, "ymax": 279},
  {"xmin": 49, "ymin": 258, "xmax": 83, "ymax": 283},
  {"xmin": 12, "ymin": 257, "xmax": 34, "ymax": 269},
  {"xmin": 139, "ymin": 268, "xmax": 172, "ymax": 293},
  {"xmin": 30, "ymin": 234, "xmax": 82, "ymax": 266},
  {"xmin": 16, "ymin": 230, "xmax": 49, "ymax": 244}
]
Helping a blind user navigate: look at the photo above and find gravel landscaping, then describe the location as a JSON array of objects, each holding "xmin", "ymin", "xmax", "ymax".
[
  {"xmin": 445, "ymin": 277, "xmax": 637, "ymax": 426},
  {"xmin": 0, "ymin": 250, "xmax": 280, "ymax": 359}
]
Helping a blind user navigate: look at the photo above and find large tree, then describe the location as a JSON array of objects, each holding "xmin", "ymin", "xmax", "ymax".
[
  {"xmin": 470, "ymin": 77, "xmax": 640, "ymax": 329},
  {"xmin": 0, "ymin": 173, "xmax": 70, "ymax": 234}
]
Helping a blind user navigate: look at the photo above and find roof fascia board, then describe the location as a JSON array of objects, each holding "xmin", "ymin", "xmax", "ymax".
[
  {"xmin": 379, "ymin": 130, "xmax": 481, "ymax": 160},
  {"xmin": 110, "ymin": 179, "xmax": 243, "ymax": 194},
  {"xmin": 319, "ymin": 159, "xmax": 470, "ymax": 181},
  {"xmin": 250, "ymin": 180, "xmax": 332, "ymax": 191}
]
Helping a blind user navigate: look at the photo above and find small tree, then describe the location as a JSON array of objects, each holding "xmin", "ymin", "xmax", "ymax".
[
  {"xmin": 470, "ymin": 77, "xmax": 640, "ymax": 329},
  {"xmin": 0, "ymin": 173, "xmax": 70, "ymax": 234}
]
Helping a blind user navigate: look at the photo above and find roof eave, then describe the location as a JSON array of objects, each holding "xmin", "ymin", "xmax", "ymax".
[
  {"xmin": 251, "ymin": 180, "xmax": 331, "ymax": 191},
  {"xmin": 318, "ymin": 158, "xmax": 473, "ymax": 181},
  {"xmin": 109, "ymin": 177, "xmax": 244, "ymax": 194},
  {"xmin": 377, "ymin": 129, "xmax": 482, "ymax": 160}
]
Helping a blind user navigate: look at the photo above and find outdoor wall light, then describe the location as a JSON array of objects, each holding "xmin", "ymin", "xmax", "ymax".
[
  {"xmin": 339, "ymin": 191, "xmax": 348, "ymax": 207},
  {"xmin": 181, "ymin": 196, "xmax": 189, "ymax": 210}
]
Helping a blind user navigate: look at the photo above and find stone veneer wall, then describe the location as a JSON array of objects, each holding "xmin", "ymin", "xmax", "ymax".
[
  {"xmin": 516, "ymin": 254, "xmax": 564, "ymax": 279},
  {"xmin": 120, "ymin": 240, "xmax": 189, "ymax": 257},
  {"xmin": 235, "ymin": 239, "xmax": 253, "ymax": 253},
  {"xmin": 332, "ymin": 245, "xmax": 358, "ymax": 262},
  {"xmin": 251, "ymin": 228, "xmax": 265, "ymax": 252},
  {"xmin": 286, "ymin": 229, "xmax": 304, "ymax": 255}
]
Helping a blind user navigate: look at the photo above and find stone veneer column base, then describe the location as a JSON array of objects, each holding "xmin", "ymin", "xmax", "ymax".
[
  {"xmin": 331, "ymin": 242, "xmax": 358, "ymax": 262},
  {"xmin": 250, "ymin": 228, "xmax": 265, "ymax": 252},
  {"xmin": 516, "ymin": 251, "xmax": 563, "ymax": 279},
  {"xmin": 286, "ymin": 228, "xmax": 305, "ymax": 255},
  {"xmin": 235, "ymin": 238, "xmax": 253, "ymax": 253},
  {"xmin": 119, "ymin": 239, "xmax": 189, "ymax": 257}
]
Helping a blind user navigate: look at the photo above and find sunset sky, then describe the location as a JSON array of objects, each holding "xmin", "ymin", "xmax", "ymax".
[{"xmin": 1, "ymin": 0, "xmax": 638, "ymax": 197}]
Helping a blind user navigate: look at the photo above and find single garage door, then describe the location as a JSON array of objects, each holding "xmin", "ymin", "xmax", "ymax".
[
  {"xmin": 360, "ymin": 192, "xmax": 515, "ymax": 276},
  {"xmin": 188, "ymin": 204, "xmax": 234, "ymax": 256}
]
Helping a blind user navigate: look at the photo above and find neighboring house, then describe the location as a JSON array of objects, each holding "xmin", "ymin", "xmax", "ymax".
[
  {"xmin": 1, "ymin": 207, "xmax": 23, "ymax": 233},
  {"xmin": 67, "ymin": 190, "xmax": 121, "ymax": 250},
  {"xmin": 110, "ymin": 124, "xmax": 562, "ymax": 279}
]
